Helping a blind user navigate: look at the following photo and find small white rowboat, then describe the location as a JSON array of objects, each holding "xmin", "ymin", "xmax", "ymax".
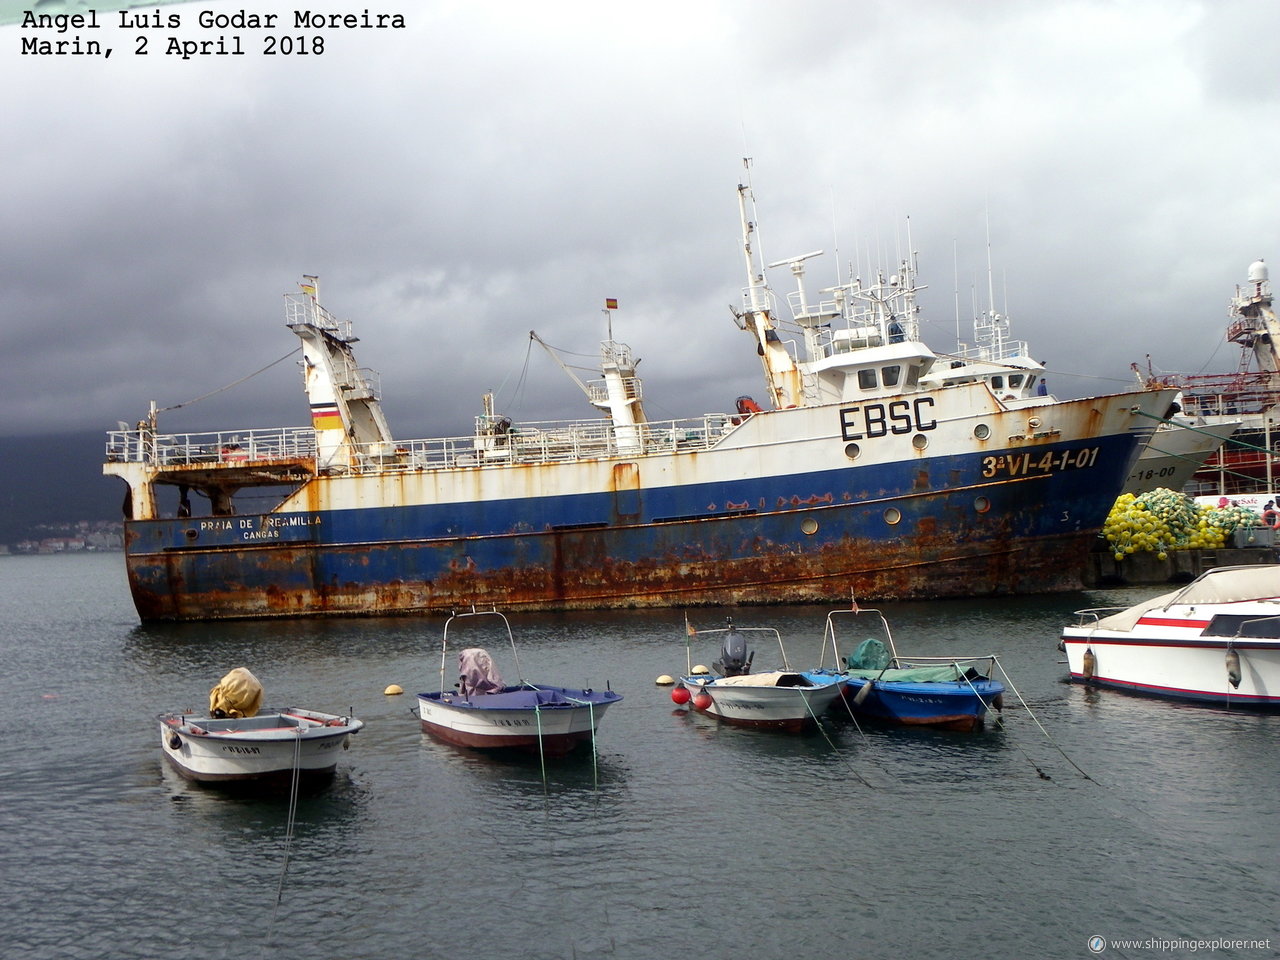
[{"xmin": 158, "ymin": 706, "xmax": 364, "ymax": 785}]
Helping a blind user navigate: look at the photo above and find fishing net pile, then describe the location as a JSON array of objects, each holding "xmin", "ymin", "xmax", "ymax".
[{"xmin": 1101, "ymin": 488, "xmax": 1260, "ymax": 560}]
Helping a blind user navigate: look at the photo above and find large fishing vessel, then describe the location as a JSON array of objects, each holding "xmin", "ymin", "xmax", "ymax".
[{"xmin": 104, "ymin": 182, "xmax": 1177, "ymax": 621}]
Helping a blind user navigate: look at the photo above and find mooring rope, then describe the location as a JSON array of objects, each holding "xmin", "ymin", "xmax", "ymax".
[
  {"xmin": 559, "ymin": 689, "xmax": 607, "ymax": 794},
  {"xmin": 985, "ymin": 659, "xmax": 1097, "ymax": 783},
  {"xmin": 583, "ymin": 698, "xmax": 599, "ymax": 793},
  {"xmin": 533, "ymin": 698, "xmax": 548, "ymax": 797},
  {"xmin": 831, "ymin": 678, "xmax": 871, "ymax": 741},
  {"xmin": 269, "ymin": 727, "xmax": 305, "ymax": 939},
  {"xmin": 797, "ymin": 683, "xmax": 875, "ymax": 789}
]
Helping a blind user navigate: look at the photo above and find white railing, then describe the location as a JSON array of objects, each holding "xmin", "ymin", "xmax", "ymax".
[
  {"xmin": 586, "ymin": 377, "xmax": 643, "ymax": 405},
  {"xmin": 950, "ymin": 338, "xmax": 1034, "ymax": 362},
  {"xmin": 105, "ymin": 413, "xmax": 740, "ymax": 474},
  {"xmin": 1069, "ymin": 608, "xmax": 1126, "ymax": 628},
  {"xmin": 284, "ymin": 290, "xmax": 352, "ymax": 340},
  {"xmin": 105, "ymin": 426, "xmax": 317, "ymax": 467}
]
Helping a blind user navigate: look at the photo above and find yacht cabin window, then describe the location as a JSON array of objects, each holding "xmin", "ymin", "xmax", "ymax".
[{"xmin": 1206, "ymin": 614, "xmax": 1280, "ymax": 639}]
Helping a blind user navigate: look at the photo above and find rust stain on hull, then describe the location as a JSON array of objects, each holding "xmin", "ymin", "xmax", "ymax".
[{"xmin": 126, "ymin": 523, "xmax": 1093, "ymax": 621}]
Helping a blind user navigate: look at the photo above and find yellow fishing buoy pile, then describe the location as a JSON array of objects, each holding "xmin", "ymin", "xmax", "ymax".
[{"xmin": 1102, "ymin": 488, "xmax": 1259, "ymax": 561}]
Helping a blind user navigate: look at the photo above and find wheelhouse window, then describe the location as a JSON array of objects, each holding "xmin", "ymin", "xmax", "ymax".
[
  {"xmin": 858, "ymin": 369, "xmax": 878, "ymax": 390},
  {"xmin": 881, "ymin": 365, "xmax": 901, "ymax": 387}
]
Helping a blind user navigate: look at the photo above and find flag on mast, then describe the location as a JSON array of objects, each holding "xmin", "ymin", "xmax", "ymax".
[{"xmin": 605, "ymin": 298, "xmax": 618, "ymax": 310}]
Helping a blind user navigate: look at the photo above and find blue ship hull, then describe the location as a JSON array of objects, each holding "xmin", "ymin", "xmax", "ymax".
[{"xmin": 120, "ymin": 431, "xmax": 1142, "ymax": 620}]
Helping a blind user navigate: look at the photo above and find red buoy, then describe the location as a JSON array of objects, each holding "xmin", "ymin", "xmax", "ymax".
[
  {"xmin": 670, "ymin": 685, "xmax": 691, "ymax": 705},
  {"xmin": 692, "ymin": 692, "xmax": 713, "ymax": 711}
]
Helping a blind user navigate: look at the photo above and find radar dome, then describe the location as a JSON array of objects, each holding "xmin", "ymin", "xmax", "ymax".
[{"xmin": 1248, "ymin": 259, "xmax": 1268, "ymax": 283}]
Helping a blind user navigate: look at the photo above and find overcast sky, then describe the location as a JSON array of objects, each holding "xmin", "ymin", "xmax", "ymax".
[{"xmin": 4, "ymin": 0, "xmax": 1279, "ymax": 443}]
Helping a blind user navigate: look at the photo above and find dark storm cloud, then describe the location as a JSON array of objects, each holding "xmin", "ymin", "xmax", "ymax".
[{"xmin": 2, "ymin": 0, "xmax": 1278, "ymax": 442}]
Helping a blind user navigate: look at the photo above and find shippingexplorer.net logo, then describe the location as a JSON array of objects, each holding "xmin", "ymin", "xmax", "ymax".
[{"xmin": 1088, "ymin": 936, "xmax": 1273, "ymax": 953}]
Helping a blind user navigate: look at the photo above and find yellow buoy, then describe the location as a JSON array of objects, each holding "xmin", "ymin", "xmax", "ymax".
[
  {"xmin": 655, "ymin": 675, "xmax": 674, "ymax": 686},
  {"xmin": 384, "ymin": 683, "xmax": 404, "ymax": 696},
  {"xmin": 691, "ymin": 664, "xmax": 710, "ymax": 675}
]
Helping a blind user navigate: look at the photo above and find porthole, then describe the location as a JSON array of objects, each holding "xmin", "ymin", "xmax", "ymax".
[
  {"xmin": 184, "ymin": 528, "xmax": 199, "ymax": 541},
  {"xmin": 801, "ymin": 517, "xmax": 819, "ymax": 536},
  {"xmin": 1028, "ymin": 417, "xmax": 1042, "ymax": 429},
  {"xmin": 973, "ymin": 423, "xmax": 991, "ymax": 440},
  {"xmin": 883, "ymin": 507, "xmax": 902, "ymax": 525},
  {"xmin": 974, "ymin": 496, "xmax": 991, "ymax": 514},
  {"xmin": 911, "ymin": 434, "xmax": 929, "ymax": 451},
  {"xmin": 844, "ymin": 442, "xmax": 861, "ymax": 461}
]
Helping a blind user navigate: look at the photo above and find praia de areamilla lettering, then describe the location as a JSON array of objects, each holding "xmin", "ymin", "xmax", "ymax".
[{"xmin": 19, "ymin": 8, "xmax": 407, "ymax": 59}]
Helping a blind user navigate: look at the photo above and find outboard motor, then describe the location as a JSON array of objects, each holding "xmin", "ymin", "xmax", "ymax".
[{"xmin": 712, "ymin": 619, "xmax": 754, "ymax": 677}]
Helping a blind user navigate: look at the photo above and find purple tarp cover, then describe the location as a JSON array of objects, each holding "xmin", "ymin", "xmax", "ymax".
[{"xmin": 458, "ymin": 647, "xmax": 505, "ymax": 696}]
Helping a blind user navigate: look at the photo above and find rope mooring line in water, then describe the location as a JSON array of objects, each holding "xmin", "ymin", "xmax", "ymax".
[
  {"xmin": 831, "ymin": 680, "xmax": 870, "ymax": 741},
  {"xmin": 561, "ymin": 690, "xmax": 606, "ymax": 795},
  {"xmin": 533, "ymin": 700, "xmax": 549, "ymax": 798},
  {"xmin": 800, "ymin": 686, "xmax": 875, "ymax": 790},
  {"xmin": 989, "ymin": 658, "xmax": 1097, "ymax": 784},
  {"xmin": 954, "ymin": 667, "xmax": 1053, "ymax": 781},
  {"xmin": 586, "ymin": 699, "xmax": 599, "ymax": 794},
  {"xmin": 269, "ymin": 727, "xmax": 305, "ymax": 940}
]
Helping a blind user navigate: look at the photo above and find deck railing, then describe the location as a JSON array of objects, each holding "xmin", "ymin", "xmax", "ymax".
[
  {"xmin": 105, "ymin": 412, "xmax": 741, "ymax": 474},
  {"xmin": 105, "ymin": 426, "xmax": 318, "ymax": 467}
]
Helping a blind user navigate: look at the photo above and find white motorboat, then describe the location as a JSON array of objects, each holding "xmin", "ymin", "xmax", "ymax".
[
  {"xmin": 1060, "ymin": 564, "xmax": 1280, "ymax": 707},
  {"xmin": 672, "ymin": 620, "xmax": 844, "ymax": 732}
]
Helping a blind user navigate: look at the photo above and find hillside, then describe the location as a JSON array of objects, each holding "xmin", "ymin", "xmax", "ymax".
[{"xmin": 0, "ymin": 432, "xmax": 124, "ymax": 544}]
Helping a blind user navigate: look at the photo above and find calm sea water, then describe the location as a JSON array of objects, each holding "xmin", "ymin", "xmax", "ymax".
[{"xmin": 3, "ymin": 552, "xmax": 1277, "ymax": 960}]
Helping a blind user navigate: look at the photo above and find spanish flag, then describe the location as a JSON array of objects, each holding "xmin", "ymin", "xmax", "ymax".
[
  {"xmin": 605, "ymin": 298, "xmax": 618, "ymax": 310},
  {"xmin": 310, "ymin": 403, "xmax": 343, "ymax": 431}
]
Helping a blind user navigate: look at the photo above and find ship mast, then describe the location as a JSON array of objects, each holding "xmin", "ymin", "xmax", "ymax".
[
  {"xmin": 531, "ymin": 330, "xmax": 648, "ymax": 455},
  {"xmin": 1228, "ymin": 260, "xmax": 1280, "ymax": 384},
  {"xmin": 285, "ymin": 277, "xmax": 394, "ymax": 470},
  {"xmin": 737, "ymin": 167, "xmax": 804, "ymax": 410}
]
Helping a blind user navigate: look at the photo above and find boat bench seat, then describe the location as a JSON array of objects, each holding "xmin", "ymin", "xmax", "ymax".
[{"xmin": 201, "ymin": 714, "xmax": 301, "ymax": 732}]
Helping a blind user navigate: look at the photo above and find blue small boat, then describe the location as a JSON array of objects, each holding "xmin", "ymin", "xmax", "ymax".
[{"xmin": 821, "ymin": 608, "xmax": 1005, "ymax": 731}]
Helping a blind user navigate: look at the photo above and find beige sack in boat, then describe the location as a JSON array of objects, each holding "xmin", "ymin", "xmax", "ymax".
[{"xmin": 209, "ymin": 667, "xmax": 264, "ymax": 718}]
